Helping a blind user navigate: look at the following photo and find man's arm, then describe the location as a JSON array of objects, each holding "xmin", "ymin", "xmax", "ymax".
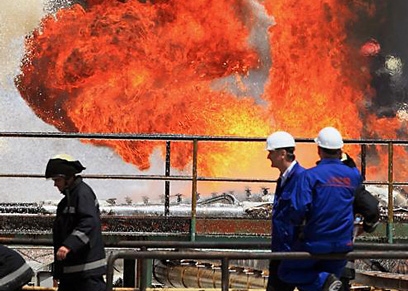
[
  {"xmin": 354, "ymin": 185, "xmax": 380, "ymax": 233},
  {"xmin": 289, "ymin": 172, "xmax": 312, "ymax": 226}
]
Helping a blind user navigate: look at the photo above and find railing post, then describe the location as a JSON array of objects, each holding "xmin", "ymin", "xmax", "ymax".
[
  {"xmin": 221, "ymin": 257, "xmax": 229, "ymax": 291},
  {"xmin": 165, "ymin": 141, "xmax": 171, "ymax": 216},
  {"xmin": 190, "ymin": 139, "xmax": 198, "ymax": 241},
  {"xmin": 139, "ymin": 246, "xmax": 152, "ymax": 291},
  {"xmin": 123, "ymin": 258, "xmax": 136, "ymax": 287},
  {"xmin": 361, "ymin": 144, "xmax": 367, "ymax": 180},
  {"xmin": 106, "ymin": 252, "xmax": 118, "ymax": 291},
  {"xmin": 140, "ymin": 256, "xmax": 148, "ymax": 291},
  {"xmin": 387, "ymin": 142, "xmax": 394, "ymax": 243}
]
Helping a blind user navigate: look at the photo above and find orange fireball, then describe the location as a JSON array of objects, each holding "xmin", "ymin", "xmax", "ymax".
[{"xmin": 16, "ymin": 0, "xmax": 406, "ymax": 183}]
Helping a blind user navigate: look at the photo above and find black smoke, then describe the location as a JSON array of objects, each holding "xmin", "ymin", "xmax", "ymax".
[{"xmin": 348, "ymin": 0, "xmax": 408, "ymax": 118}]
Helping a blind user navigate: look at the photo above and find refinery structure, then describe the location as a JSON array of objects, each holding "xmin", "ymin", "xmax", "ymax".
[
  {"xmin": 2, "ymin": 0, "xmax": 408, "ymax": 290},
  {"xmin": 1, "ymin": 133, "xmax": 408, "ymax": 290}
]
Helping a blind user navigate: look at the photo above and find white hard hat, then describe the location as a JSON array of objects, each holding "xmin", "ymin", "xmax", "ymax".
[
  {"xmin": 314, "ymin": 127, "xmax": 344, "ymax": 149},
  {"xmin": 266, "ymin": 131, "xmax": 295, "ymax": 150}
]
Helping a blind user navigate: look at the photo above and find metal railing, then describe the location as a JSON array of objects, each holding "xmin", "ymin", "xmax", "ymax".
[
  {"xmin": 3, "ymin": 237, "xmax": 408, "ymax": 251},
  {"xmin": 1, "ymin": 132, "xmax": 408, "ymax": 242},
  {"xmin": 106, "ymin": 248, "xmax": 408, "ymax": 291},
  {"xmin": 6, "ymin": 239, "xmax": 408, "ymax": 290}
]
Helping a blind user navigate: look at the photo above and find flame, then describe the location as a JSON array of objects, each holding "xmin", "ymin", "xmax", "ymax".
[
  {"xmin": 17, "ymin": 0, "xmax": 271, "ymax": 177},
  {"xmin": 263, "ymin": 0, "xmax": 372, "ymax": 139},
  {"xmin": 15, "ymin": 0, "xmax": 407, "ymax": 185}
]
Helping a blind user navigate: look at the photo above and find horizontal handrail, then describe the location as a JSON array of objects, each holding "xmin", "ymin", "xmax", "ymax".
[
  {"xmin": 1, "ymin": 131, "xmax": 408, "ymax": 144},
  {"xmin": 108, "ymin": 241, "xmax": 408, "ymax": 250},
  {"xmin": 3, "ymin": 238, "xmax": 408, "ymax": 251},
  {"xmin": 1, "ymin": 131, "xmax": 406, "ymax": 143},
  {"xmin": 106, "ymin": 250, "xmax": 408, "ymax": 291}
]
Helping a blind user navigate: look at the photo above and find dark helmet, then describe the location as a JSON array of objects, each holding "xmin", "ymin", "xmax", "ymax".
[
  {"xmin": 341, "ymin": 152, "xmax": 357, "ymax": 168},
  {"xmin": 45, "ymin": 154, "xmax": 86, "ymax": 179}
]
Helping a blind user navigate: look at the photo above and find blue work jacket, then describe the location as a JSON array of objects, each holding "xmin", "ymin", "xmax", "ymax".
[
  {"xmin": 271, "ymin": 162, "xmax": 305, "ymax": 252},
  {"xmin": 289, "ymin": 158, "xmax": 362, "ymax": 254}
]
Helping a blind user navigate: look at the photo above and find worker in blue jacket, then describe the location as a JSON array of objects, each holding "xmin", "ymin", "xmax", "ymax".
[
  {"xmin": 265, "ymin": 131, "xmax": 305, "ymax": 291},
  {"xmin": 278, "ymin": 127, "xmax": 362, "ymax": 291}
]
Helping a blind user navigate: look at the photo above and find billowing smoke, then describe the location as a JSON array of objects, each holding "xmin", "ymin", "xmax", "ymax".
[{"xmin": 355, "ymin": 0, "xmax": 408, "ymax": 119}]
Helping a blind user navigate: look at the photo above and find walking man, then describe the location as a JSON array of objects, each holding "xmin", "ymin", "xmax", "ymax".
[
  {"xmin": 45, "ymin": 154, "xmax": 106, "ymax": 291},
  {"xmin": 278, "ymin": 127, "xmax": 362, "ymax": 291},
  {"xmin": 265, "ymin": 131, "xmax": 305, "ymax": 291}
]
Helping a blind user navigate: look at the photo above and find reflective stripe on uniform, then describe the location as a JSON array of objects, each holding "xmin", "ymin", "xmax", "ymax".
[
  {"xmin": 63, "ymin": 258, "xmax": 106, "ymax": 274},
  {"xmin": 0, "ymin": 263, "xmax": 31, "ymax": 286},
  {"xmin": 72, "ymin": 230, "xmax": 89, "ymax": 244},
  {"xmin": 63, "ymin": 207, "xmax": 76, "ymax": 214}
]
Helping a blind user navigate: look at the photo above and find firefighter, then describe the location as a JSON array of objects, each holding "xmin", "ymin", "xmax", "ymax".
[
  {"xmin": 278, "ymin": 127, "xmax": 362, "ymax": 291},
  {"xmin": 340, "ymin": 153, "xmax": 380, "ymax": 235},
  {"xmin": 45, "ymin": 154, "xmax": 106, "ymax": 291},
  {"xmin": 0, "ymin": 244, "xmax": 34, "ymax": 291},
  {"xmin": 265, "ymin": 131, "xmax": 305, "ymax": 291}
]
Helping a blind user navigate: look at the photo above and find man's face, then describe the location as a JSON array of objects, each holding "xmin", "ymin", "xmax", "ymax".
[
  {"xmin": 267, "ymin": 149, "xmax": 284, "ymax": 169},
  {"xmin": 52, "ymin": 177, "xmax": 67, "ymax": 193}
]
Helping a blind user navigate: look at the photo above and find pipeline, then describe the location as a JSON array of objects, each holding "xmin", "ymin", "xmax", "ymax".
[
  {"xmin": 152, "ymin": 259, "xmax": 408, "ymax": 291},
  {"xmin": 153, "ymin": 260, "xmax": 267, "ymax": 289}
]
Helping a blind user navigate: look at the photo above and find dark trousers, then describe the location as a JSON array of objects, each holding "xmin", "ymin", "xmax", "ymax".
[
  {"xmin": 278, "ymin": 258, "xmax": 346, "ymax": 291},
  {"xmin": 340, "ymin": 260, "xmax": 355, "ymax": 291},
  {"xmin": 59, "ymin": 276, "xmax": 106, "ymax": 291},
  {"xmin": 266, "ymin": 260, "xmax": 295, "ymax": 291}
]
